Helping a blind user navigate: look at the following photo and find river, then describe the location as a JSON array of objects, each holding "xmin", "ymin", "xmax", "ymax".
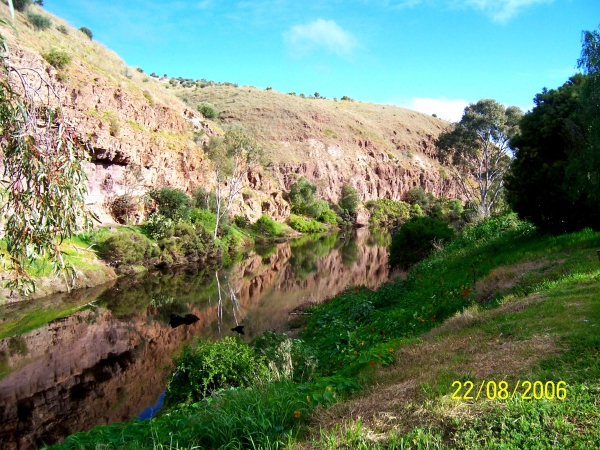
[{"xmin": 0, "ymin": 228, "xmax": 392, "ymax": 450}]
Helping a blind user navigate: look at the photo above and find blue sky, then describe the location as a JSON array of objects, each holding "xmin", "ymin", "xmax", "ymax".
[{"xmin": 45, "ymin": 0, "xmax": 599, "ymax": 121}]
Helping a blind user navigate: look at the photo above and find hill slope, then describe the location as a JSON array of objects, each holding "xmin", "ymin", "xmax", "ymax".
[{"xmin": 1, "ymin": 4, "xmax": 459, "ymax": 224}]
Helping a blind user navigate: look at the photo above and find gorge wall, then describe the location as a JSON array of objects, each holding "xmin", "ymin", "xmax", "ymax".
[{"xmin": 4, "ymin": 7, "xmax": 460, "ymax": 226}]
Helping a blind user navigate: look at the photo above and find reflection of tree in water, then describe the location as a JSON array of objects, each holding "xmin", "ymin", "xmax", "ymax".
[
  {"xmin": 254, "ymin": 243, "xmax": 277, "ymax": 262},
  {"xmin": 367, "ymin": 229, "xmax": 392, "ymax": 248},
  {"xmin": 97, "ymin": 266, "xmax": 218, "ymax": 322},
  {"xmin": 337, "ymin": 238, "xmax": 359, "ymax": 267},
  {"xmin": 289, "ymin": 234, "xmax": 338, "ymax": 280}
]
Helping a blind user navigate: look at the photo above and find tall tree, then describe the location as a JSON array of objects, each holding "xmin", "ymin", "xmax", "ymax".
[
  {"xmin": 0, "ymin": 19, "xmax": 95, "ymax": 294},
  {"xmin": 205, "ymin": 127, "xmax": 263, "ymax": 239},
  {"xmin": 435, "ymin": 99, "xmax": 522, "ymax": 219},
  {"xmin": 504, "ymin": 75, "xmax": 598, "ymax": 232},
  {"xmin": 565, "ymin": 24, "xmax": 600, "ymax": 208}
]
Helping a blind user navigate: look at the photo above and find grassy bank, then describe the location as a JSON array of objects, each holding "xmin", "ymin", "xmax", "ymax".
[{"xmin": 46, "ymin": 216, "xmax": 600, "ymax": 449}]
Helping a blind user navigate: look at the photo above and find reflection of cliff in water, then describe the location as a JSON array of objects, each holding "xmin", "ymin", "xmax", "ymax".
[
  {"xmin": 0, "ymin": 307, "xmax": 201, "ymax": 450},
  {"xmin": 0, "ymin": 229, "xmax": 391, "ymax": 449}
]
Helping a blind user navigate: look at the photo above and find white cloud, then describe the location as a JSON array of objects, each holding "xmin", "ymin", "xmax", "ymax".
[
  {"xmin": 454, "ymin": 0, "xmax": 554, "ymax": 22},
  {"xmin": 284, "ymin": 19, "xmax": 358, "ymax": 57},
  {"xmin": 404, "ymin": 97, "xmax": 469, "ymax": 122}
]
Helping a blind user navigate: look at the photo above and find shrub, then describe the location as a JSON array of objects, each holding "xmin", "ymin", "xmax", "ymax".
[
  {"xmin": 338, "ymin": 184, "xmax": 359, "ymax": 215},
  {"xmin": 164, "ymin": 337, "xmax": 268, "ymax": 405},
  {"xmin": 98, "ymin": 231, "xmax": 152, "ymax": 266},
  {"xmin": 142, "ymin": 90, "xmax": 154, "ymax": 105},
  {"xmin": 197, "ymin": 101, "xmax": 218, "ymax": 119},
  {"xmin": 148, "ymin": 187, "xmax": 191, "ymax": 221},
  {"xmin": 108, "ymin": 117, "xmax": 119, "ymax": 137},
  {"xmin": 144, "ymin": 213, "xmax": 174, "ymax": 240},
  {"xmin": 26, "ymin": 12, "xmax": 51, "ymax": 30},
  {"xmin": 56, "ymin": 24, "xmax": 68, "ymax": 35},
  {"xmin": 43, "ymin": 48, "xmax": 71, "ymax": 69},
  {"xmin": 287, "ymin": 177, "xmax": 317, "ymax": 215},
  {"xmin": 192, "ymin": 187, "xmax": 217, "ymax": 212},
  {"xmin": 289, "ymin": 214, "xmax": 327, "ymax": 233},
  {"xmin": 12, "ymin": 0, "xmax": 31, "ymax": 12},
  {"xmin": 233, "ymin": 214, "xmax": 250, "ymax": 228},
  {"xmin": 190, "ymin": 207, "xmax": 217, "ymax": 233},
  {"xmin": 171, "ymin": 223, "xmax": 206, "ymax": 256},
  {"xmin": 79, "ymin": 26, "xmax": 93, "ymax": 40},
  {"xmin": 252, "ymin": 215, "xmax": 281, "ymax": 237},
  {"xmin": 306, "ymin": 200, "xmax": 329, "ymax": 219},
  {"xmin": 388, "ymin": 216, "xmax": 455, "ymax": 269},
  {"xmin": 109, "ymin": 194, "xmax": 138, "ymax": 224},
  {"xmin": 367, "ymin": 198, "xmax": 411, "ymax": 229},
  {"xmin": 405, "ymin": 187, "xmax": 430, "ymax": 211},
  {"xmin": 318, "ymin": 209, "xmax": 337, "ymax": 224}
]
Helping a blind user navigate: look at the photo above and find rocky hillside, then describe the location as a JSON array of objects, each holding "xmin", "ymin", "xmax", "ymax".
[{"xmin": 1, "ymin": 4, "xmax": 460, "ymax": 225}]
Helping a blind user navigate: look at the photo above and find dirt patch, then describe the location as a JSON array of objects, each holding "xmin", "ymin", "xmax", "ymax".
[{"xmin": 473, "ymin": 260, "xmax": 551, "ymax": 303}]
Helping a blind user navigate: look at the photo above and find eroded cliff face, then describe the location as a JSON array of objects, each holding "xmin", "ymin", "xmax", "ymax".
[
  {"xmin": 6, "ymin": 38, "xmax": 291, "ymax": 224},
  {"xmin": 6, "ymin": 20, "xmax": 458, "ymax": 226}
]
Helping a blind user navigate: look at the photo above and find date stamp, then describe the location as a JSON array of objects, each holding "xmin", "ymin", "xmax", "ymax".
[{"xmin": 451, "ymin": 380, "xmax": 567, "ymax": 401}]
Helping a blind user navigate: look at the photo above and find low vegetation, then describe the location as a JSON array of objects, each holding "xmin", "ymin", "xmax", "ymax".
[{"xmin": 46, "ymin": 215, "xmax": 600, "ymax": 449}]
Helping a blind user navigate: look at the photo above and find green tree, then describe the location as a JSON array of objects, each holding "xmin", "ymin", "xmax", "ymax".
[
  {"xmin": 11, "ymin": 0, "xmax": 31, "ymax": 12},
  {"xmin": 338, "ymin": 184, "xmax": 359, "ymax": 215},
  {"xmin": 565, "ymin": 24, "xmax": 600, "ymax": 211},
  {"xmin": 148, "ymin": 187, "xmax": 191, "ymax": 221},
  {"xmin": 0, "ymin": 20, "xmax": 95, "ymax": 294},
  {"xmin": 505, "ymin": 74, "xmax": 598, "ymax": 231},
  {"xmin": 287, "ymin": 177, "xmax": 317, "ymax": 215},
  {"xmin": 205, "ymin": 127, "xmax": 263, "ymax": 239},
  {"xmin": 436, "ymin": 99, "xmax": 522, "ymax": 219}
]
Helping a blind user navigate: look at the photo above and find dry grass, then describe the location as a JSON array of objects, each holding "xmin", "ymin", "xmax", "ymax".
[
  {"xmin": 173, "ymin": 83, "xmax": 449, "ymax": 165},
  {"xmin": 0, "ymin": 4, "xmax": 188, "ymax": 112}
]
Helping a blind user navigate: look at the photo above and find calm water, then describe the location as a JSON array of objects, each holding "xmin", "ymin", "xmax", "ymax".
[{"xmin": 0, "ymin": 229, "xmax": 392, "ymax": 450}]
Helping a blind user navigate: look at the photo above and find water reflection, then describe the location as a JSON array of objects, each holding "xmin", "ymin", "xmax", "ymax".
[{"xmin": 0, "ymin": 228, "xmax": 391, "ymax": 449}]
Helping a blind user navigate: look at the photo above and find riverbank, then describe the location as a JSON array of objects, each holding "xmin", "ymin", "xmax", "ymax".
[{"xmin": 45, "ymin": 216, "xmax": 600, "ymax": 449}]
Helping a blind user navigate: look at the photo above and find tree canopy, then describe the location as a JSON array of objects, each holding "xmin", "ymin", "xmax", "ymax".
[
  {"xmin": 0, "ymin": 19, "xmax": 95, "ymax": 294},
  {"xmin": 436, "ymin": 99, "xmax": 522, "ymax": 219}
]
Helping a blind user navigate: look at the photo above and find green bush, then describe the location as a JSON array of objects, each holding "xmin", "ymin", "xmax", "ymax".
[
  {"xmin": 338, "ymin": 184, "xmax": 359, "ymax": 215},
  {"xmin": 171, "ymin": 223, "xmax": 207, "ymax": 256},
  {"xmin": 197, "ymin": 101, "xmax": 218, "ymax": 119},
  {"xmin": 289, "ymin": 214, "xmax": 327, "ymax": 233},
  {"xmin": 405, "ymin": 187, "xmax": 431, "ymax": 211},
  {"xmin": 12, "ymin": 0, "xmax": 31, "ymax": 12},
  {"xmin": 164, "ymin": 337, "xmax": 268, "ymax": 405},
  {"xmin": 26, "ymin": 12, "xmax": 51, "ymax": 30},
  {"xmin": 79, "ymin": 26, "xmax": 93, "ymax": 40},
  {"xmin": 388, "ymin": 216, "xmax": 455, "ymax": 269},
  {"xmin": 56, "ymin": 24, "xmax": 68, "ymax": 35},
  {"xmin": 98, "ymin": 231, "xmax": 152, "ymax": 266},
  {"xmin": 233, "ymin": 214, "xmax": 250, "ymax": 228},
  {"xmin": 192, "ymin": 187, "xmax": 217, "ymax": 212},
  {"xmin": 148, "ymin": 187, "xmax": 191, "ymax": 221},
  {"xmin": 287, "ymin": 177, "xmax": 317, "ymax": 215},
  {"xmin": 306, "ymin": 200, "xmax": 329, "ymax": 219},
  {"xmin": 190, "ymin": 207, "xmax": 217, "ymax": 233},
  {"xmin": 144, "ymin": 213, "xmax": 173, "ymax": 240},
  {"xmin": 42, "ymin": 48, "xmax": 71, "ymax": 69},
  {"xmin": 318, "ymin": 209, "xmax": 337, "ymax": 224},
  {"xmin": 367, "ymin": 198, "xmax": 411, "ymax": 229},
  {"xmin": 252, "ymin": 215, "xmax": 282, "ymax": 237}
]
